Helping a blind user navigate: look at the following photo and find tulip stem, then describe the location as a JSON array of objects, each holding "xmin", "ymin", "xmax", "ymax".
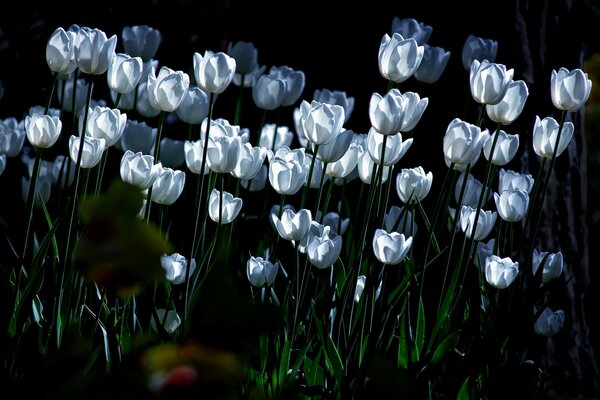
[
  {"xmin": 21, "ymin": 72, "xmax": 58, "ymax": 265},
  {"xmin": 234, "ymin": 74, "xmax": 245, "ymax": 125},
  {"xmin": 375, "ymin": 134, "xmax": 388, "ymax": 226},
  {"xmin": 301, "ymin": 144, "xmax": 320, "ymax": 209},
  {"xmin": 379, "ymin": 165, "xmax": 395, "ymax": 228},
  {"xmin": 525, "ymin": 110, "xmax": 567, "ymax": 270},
  {"xmin": 190, "ymin": 92, "xmax": 215, "ymax": 258},
  {"xmin": 314, "ymin": 163, "xmax": 328, "ymax": 219},
  {"xmin": 144, "ymin": 110, "xmax": 166, "ymax": 223},
  {"xmin": 63, "ymin": 76, "xmax": 95, "ymax": 268}
]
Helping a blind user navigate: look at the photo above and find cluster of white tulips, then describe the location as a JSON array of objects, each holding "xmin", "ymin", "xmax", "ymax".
[{"xmin": 0, "ymin": 15, "xmax": 592, "ymax": 398}]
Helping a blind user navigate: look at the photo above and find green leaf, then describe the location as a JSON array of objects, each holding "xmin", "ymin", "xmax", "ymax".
[
  {"xmin": 278, "ymin": 337, "xmax": 292, "ymax": 389},
  {"xmin": 32, "ymin": 295, "xmax": 44, "ymax": 326},
  {"xmin": 304, "ymin": 351, "xmax": 324, "ymax": 387},
  {"xmin": 430, "ymin": 330, "xmax": 461, "ymax": 366},
  {"xmin": 457, "ymin": 376, "xmax": 470, "ymax": 400},
  {"xmin": 311, "ymin": 301, "xmax": 344, "ymax": 384},
  {"xmin": 415, "ymin": 296, "xmax": 425, "ymax": 359},
  {"xmin": 397, "ymin": 306, "xmax": 408, "ymax": 369}
]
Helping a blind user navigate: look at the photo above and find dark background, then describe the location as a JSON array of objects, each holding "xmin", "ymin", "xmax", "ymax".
[{"xmin": 1, "ymin": 0, "xmax": 599, "ymax": 398}]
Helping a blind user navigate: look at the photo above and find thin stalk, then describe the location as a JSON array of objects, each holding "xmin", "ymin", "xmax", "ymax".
[
  {"xmin": 300, "ymin": 145, "xmax": 320, "ymax": 209},
  {"xmin": 144, "ymin": 110, "xmax": 166, "ymax": 222}
]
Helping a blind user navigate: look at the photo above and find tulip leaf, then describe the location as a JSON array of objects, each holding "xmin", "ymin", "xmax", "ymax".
[
  {"xmin": 311, "ymin": 301, "xmax": 344, "ymax": 385},
  {"xmin": 430, "ymin": 330, "xmax": 461, "ymax": 366},
  {"xmin": 457, "ymin": 376, "xmax": 471, "ymax": 400},
  {"xmin": 397, "ymin": 301, "xmax": 408, "ymax": 369},
  {"xmin": 415, "ymin": 296, "xmax": 425, "ymax": 359},
  {"xmin": 278, "ymin": 336, "xmax": 292, "ymax": 389}
]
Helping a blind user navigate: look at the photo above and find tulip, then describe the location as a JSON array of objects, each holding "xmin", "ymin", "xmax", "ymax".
[
  {"xmin": 494, "ymin": 190, "xmax": 529, "ymax": 222},
  {"xmin": 269, "ymin": 65, "xmax": 305, "ymax": 106},
  {"xmin": 259, "ymin": 123, "xmax": 293, "ymax": 150},
  {"xmin": 326, "ymin": 133, "xmax": 364, "ymax": 179},
  {"xmin": 378, "ymin": 33, "xmax": 424, "ymax": 83},
  {"xmin": 227, "ymin": 41, "xmax": 258, "ymax": 76},
  {"xmin": 367, "ymin": 128, "xmax": 413, "ymax": 166},
  {"xmin": 52, "ymin": 155, "xmax": 76, "ymax": 188},
  {"xmin": 414, "ymin": 44, "xmax": 451, "ymax": 84},
  {"xmin": 293, "ymin": 107, "xmax": 309, "ymax": 148},
  {"xmin": 0, "ymin": 118, "xmax": 26, "ymax": 157},
  {"xmin": 46, "ymin": 27, "xmax": 77, "ymax": 75},
  {"xmin": 120, "ymin": 150, "xmax": 160, "ymax": 190},
  {"xmin": 485, "ymin": 255, "xmax": 519, "ymax": 289},
  {"xmin": 391, "ymin": 17, "xmax": 432, "ymax": 45},
  {"xmin": 22, "ymin": 175, "xmax": 52, "ymax": 209},
  {"xmin": 116, "ymin": 119, "xmax": 157, "ymax": 154},
  {"xmin": 184, "ymin": 140, "xmax": 209, "ymax": 175},
  {"xmin": 384, "ymin": 205, "xmax": 416, "ymax": 237},
  {"xmin": 252, "ymin": 74, "xmax": 286, "ymax": 110},
  {"xmin": 303, "ymin": 154, "xmax": 328, "ymax": 189},
  {"xmin": 147, "ymin": 66, "xmax": 190, "ymax": 112},
  {"xmin": 307, "ymin": 225, "xmax": 342, "ymax": 269},
  {"xmin": 474, "ymin": 238, "xmax": 495, "ymax": 269},
  {"xmin": 69, "ymin": 135, "xmax": 105, "ymax": 169},
  {"xmin": 136, "ymin": 82, "xmax": 161, "ymax": 118},
  {"xmin": 550, "ymin": 67, "xmax": 592, "ymax": 112},
  {"xmin": 320, "ymin": 212, "xmax": 350, "ymax": 236},
  {"xmin": 460, "ymin": 206, "xmax": 497, "ymax": 240},
  {"xmin": 25, "ymin": 114, "xmax": 62, "ymax": 149},
  {"xmin": 0, "ymin": 155, "xmax": 5, "ymax": 176},
  {"xmin": 357, "ymin": 150, "xmax": 390, "ymax": 185},
  {"xmin": 208, "ymin": 188, "xmax": 242, "ymax": 224},
  {"xmin": 372, "ymin": 228, "xmax": 413, "ymax": 265},
  {"xmin": 355, "ymin": 275, "xmax": 366, "ymax": 303},
  {"xmin": 271, "ymin": 208, "xmax": 312, "ymax": 241},
  {"xmin": 469, "ymin": 59, "xmax": 514, "ymax": 105},
  {"xmin": 158, "ymin": 138, "xmax": 185, "ymax": 169},
  {"xmin": 111, "ymin": 89, "xmax": 134, "ymax": 111},
  {"xmin": 231, "ymin": 143, "xmax": 268, "ymax": 180},
  {"xmin": 161, "ymin": 253, "xmax": 196, "ymax": 285},
  {"xmin": 462, "ymin": 34, "xmax": 498, "ymax": 71},
  {"xmin": 532, "ymin": 250, "xmax": 564, "ymax": 284},
  {"xmin": 400, "ymin": 92, "xmax": 428, "ymax": 132},
  {"xmin": 442, "ymin": 118, "xmax": 487, "ymax": 169},
  {"xmin": 498, "ymin": 168, "xmax": 534, "ymax": 194},
  {"xmin": 207, "ymin": 133, "xmax": 242, "ymax": 173},
  {"xmin": 534, "ymin": 308, "xmax": 565, "ymax": 337},
  {"xmin": 315, "ymin": 129, "xmax": 353, "ymax": 164},
  {"xmin": 241, "ymin": 165, "xmax": 268, "ymax": 192},
  {"xmin": 193, "ymin": 50, "xmax": 236, "ymax": 94},
  {"xmin": 482, "ymin": 129, "xmax": 519, "ymax": 166},
  {"xmin": 74, "ymin": 27, "xmax": 117, "ymax": 75},
  {"xmin": 486, "ymin": 80, "xmax": 529, "ymax": 124},
  {"xmin": 455, "ymin": 173, "xmax": 490, "ymax": 208},
  {"xmin": 122, "ymin": 25, "xmax": 161, "ymax": 62},
  {"xmin": 299, "ymin": 100, "xmax": 345, "ymax": 146},
  {"xmin": 175, "ymin": 86, "xmax": 210, "ymax": 125},
  {"xmin": 532, "ymin": 116, "xmax": 574, "ymax": 159},
  {"xmin": 369, "ymin": 89, "xmax": 405, "ymax": 135},
  {"xmin": 107, "ymin": 53, "xmax": 143, "ymax": 94},
  {"xmin": 396, "ymin": 166, "xmax": 433, "ymax": 204},
  {"xmin": 313, "ymin": 89, "xmax": 355, "ymax": 123},
  {"xmin": 152, "ymin": 309, "xmax": 181, "ymax": 334},
  {"xmin": 247, "ymin": 256, "xmax": 279, "ymax": 288},
  {"xmin": 151, "ymin": 166, "xmax": 186, "ymax": 205},
  {"xmin": 85, "ymin": 106, "xmax": 127, "ymax": 147}
]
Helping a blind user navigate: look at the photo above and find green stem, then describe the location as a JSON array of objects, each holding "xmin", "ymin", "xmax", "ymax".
[
  {"xmin": 144, "ymin": 110, "xmax": 166, "ymax": 222},
  {"xmin": 300, "ymin": 144, "xmax": 320, "ymax": 209}
]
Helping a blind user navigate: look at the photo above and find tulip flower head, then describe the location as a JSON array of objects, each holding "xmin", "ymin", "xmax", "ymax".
[
  {"xmin": 378, "ymin": 33, "xmax": 424, "ymax": 83},
  {"xmin": 122, "ymin": 25, "xmax": 161, "ymax": 62},
  {"xmin": 372, "ymin": 228, "xmax": 413, "ymax": 265},
  {"xmin": 193, "ymin": 50, "xmax": 237, "ymax": 94},
  {"xmin": 462, "ymin": 34, "xmax": 498, "ymax": 71},
  {"xmin": 161, "ymin": 253, "xmax": 196, "ymax": 285},
  {"xmin": 532, "ymin": 250, "xmax": 564, "ymax": 284},
  {"xmin": 247, "ymin": 256, "xmax": 279, "ymax": 288},
  {"xmin": 532, "ymin": 116, "xmax": 574, "ymax": 159},
  {"xmin": 550, "ymin": 67, "xmax": 592, "ymax": 112},
  {"xmin": 534, "ymin": 308, "xmax": 565, "ymax": 337},
  {"xmin": 485, "ymin": 255, "xmax": 519, "ymax": 289}
]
